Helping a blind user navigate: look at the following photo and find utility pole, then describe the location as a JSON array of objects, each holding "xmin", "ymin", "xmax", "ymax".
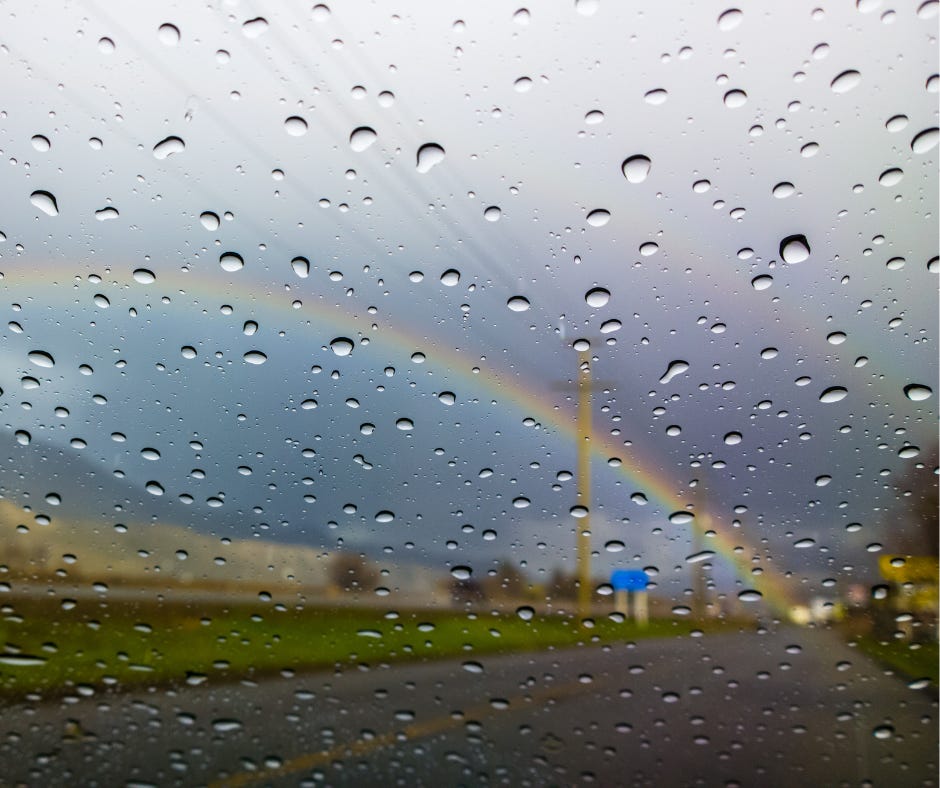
[
  {"xmin": 576, "ymin": 348, "xmax": 593, "ymax": 620},
  {"xmin": 553, "ymin": 332, "xmax": 613, "ymax": 622}
]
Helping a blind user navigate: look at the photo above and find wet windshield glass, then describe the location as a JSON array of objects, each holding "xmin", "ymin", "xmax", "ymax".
[{"xmin": 1, "ymin": 1, "xmax": 937, "ymax": 785}]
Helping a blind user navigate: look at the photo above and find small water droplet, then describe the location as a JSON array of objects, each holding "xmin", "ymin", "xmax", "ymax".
[
  {"xmin": 512, "ymin": 496, "xmax": 530, "ymax": 508},
  {"xmin": 516, "ymin": 605, "xmax": 535, "ymax": 621},
  {"xmin": 375, "ymin": 510, "xmax": 395, "ymax": 523},
  {"xmin": 751, "ymin": 275, "xmax": 773, "ymax": 291},
  {"xmin": 395, "ymin": 418, "xmax": 414, "ymax": 431},
  {"xmin": 738, "ymin": 590, "xmax": 762, "ymax": 602},
  {"xmin": 451, "ymin": 566, "xmax": 472, "ymax": 580}
]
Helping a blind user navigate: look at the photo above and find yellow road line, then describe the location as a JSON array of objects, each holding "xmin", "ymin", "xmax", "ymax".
[{"xmin": 208, "ymin": 678, "xmax": 590, "ymax": 787}]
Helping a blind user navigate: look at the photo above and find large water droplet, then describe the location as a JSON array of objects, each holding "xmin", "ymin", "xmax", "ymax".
[
  {"xmin": 484, "ymin": 205, "xmax": 502, "ymax": 222},
  {"xmin": 241, "ymin": 17, "xmax": 268, "ymax": 38},
  {"xmin": 31, "ymin": 135, "xmax": 51, "ymax": 152},
  {"xmin": 220, "ymin": 252, "xmax": 244, "ymax": 272},
  {"xmin": 375, "ymin": 511, "xmax": 395, "ymax": 523},
  {"xmin": 622, "ymin": 155, "xmax": 651, "ymax": 183},
  {"xmin": 396, "ymin": 418, "xmax": 414, "ymax": 431},
  {"xmin": 350, "ymin": 126, "xmax": 377, "ymax": 152},
  {"xmin": 585, "ymin": 287, "xmax": 610, "ymax": 307},
  {"xmin": 284, "ymin": 116, "xmax": 308, "ymax": 136},
  {"xmin": 153, "ymin": 136, "xmax": 185, "ymax": 159},
  {"xmin": 440, "ymin": 269, "xmax": 460, "ymax": 286},
  {"xmin": 200, "ymin": 211, "xmax": 220, "ymax": 230},
  {"xmin": 30, "ymin": 190, "xmax": 58, "ymax": 216},
  {"xmin": 780, "ymin": 234, "xmax": 810, "ymax": 264},
  {"xmin": 830, "ymin": 70, "xmax": 861, "ymax": 94},
  {"xmin": 291, "ymin": 256, "xmax": 310, "ymax": 278},
  {"xmin": 28, "ymin": 350, "xmax": 55, "ymax": 368},
  {"xmin": 819, "ymin": 386, "xmax": 848, "ymax": 403},
  {"xmin": 911, "ymin": 127, "xmax": 939, "ymax": 154},
  {"xmin": 586, "ymin": 209, "xmax": 611, "ymax": 227},
  {"xmin": 95, "ymin": 207, "xmax": 119, "ymax": 221},
  {"xmin": 878, "ymin": 168, "xmax": 904, "ymax": 186},
  {"xmin": 737, "ymin": 590, "xmax": 763, "ymax": 602},
  {"xmin": 133, "ymin": 268, "xmax": 156, "ymax": 284},
  {"xmin": 330, "ymin": 337, "xmax": 354, "ymax": 356},
  {"xmin": 158, "ymin": 23, "xmax": 180, "ymax": 46},
  {"xmin": 659, "ymin": 360, "xmax": 689, "ymax": 384},
  {"xmin": 723, "ymin": 89, "xmax": 747, "ymax": 108},
  {"xmin": 903, "ymin": 384, "xmax": 932, "ymax": 401},
  {"xmin": 669, "ymin": 511, "xmax": 694, "ymax": 525},
  {"xmin": 416, "ymin": 143, "xmax": 445, "ymax": 173},
  {"xmin": 717, "ymin": 8, "xmax": 743, "ymax": 30},
  {"xmin": 644, "ymin": 88, "xmax": 668, "ymax": 105},
  {"xmin": 507, "ymin": 296, "xmax": 530, "ymax": 312},
  {"xmin": 243, "ymin": 351, "xmax": 267, "ymax": 365}
]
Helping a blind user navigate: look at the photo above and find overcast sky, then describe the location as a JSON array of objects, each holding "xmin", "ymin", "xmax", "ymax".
[{"xmin": 1, "ymin": 0, "xmax": 936, "ymax": 605}]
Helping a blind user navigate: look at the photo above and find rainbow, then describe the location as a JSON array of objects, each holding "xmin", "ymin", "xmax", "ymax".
[{"xmin": 1, "ymin": 263, "xmax": 806, "ymax": 613}]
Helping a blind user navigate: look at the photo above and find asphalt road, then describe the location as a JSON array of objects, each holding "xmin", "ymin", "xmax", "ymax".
[{"xmin": 1, "ymin": 625, "xmax": 936, "ymax": 787}]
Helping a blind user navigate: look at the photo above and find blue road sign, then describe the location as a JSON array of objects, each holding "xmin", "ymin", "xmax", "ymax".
[{"xmin": 611, "ymin": 569, "xmax": 649, "ymax": 591}]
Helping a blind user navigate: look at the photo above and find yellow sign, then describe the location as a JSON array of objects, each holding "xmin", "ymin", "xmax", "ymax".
[{"xmin": 879, "ymin": 555, "xmax": 939, "ymax": 584}]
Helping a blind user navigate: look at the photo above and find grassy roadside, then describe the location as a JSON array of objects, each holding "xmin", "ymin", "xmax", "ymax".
[
  {"xmin": 0, "ymin": 595, "xmax": 727, "ymax": 701},
  {"xmin": 851, "ymin": 636, "xmax": 939, "ymax": 687}
]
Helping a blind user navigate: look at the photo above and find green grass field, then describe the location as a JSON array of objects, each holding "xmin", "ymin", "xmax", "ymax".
[
  {"xmin": 852, "ymin": 636, "xmax": 939, "ymax": 686},
  {"xmin": 0, "ymin": 594, "xmax": 710, "ymax": 700}
]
